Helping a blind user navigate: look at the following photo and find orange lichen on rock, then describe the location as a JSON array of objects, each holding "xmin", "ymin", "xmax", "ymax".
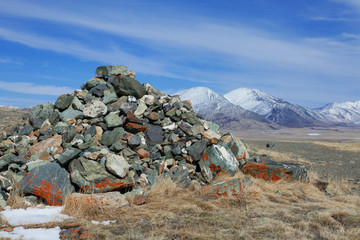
[
  {"xmin": 243, "ymin": 162, "xmax": 294, "ymax": 182},
  {"xmin": 79, "ymin": 179, "xmax": 133, "ymax": 193},
  {"xmin": 33, "ymin": 180, "xmax": 64, "ymax": 206}
]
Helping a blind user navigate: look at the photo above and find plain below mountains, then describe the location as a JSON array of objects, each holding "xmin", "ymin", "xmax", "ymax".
[{"xmin": 176, "ymin": 87, "xmax": 360, "ymax": 128}]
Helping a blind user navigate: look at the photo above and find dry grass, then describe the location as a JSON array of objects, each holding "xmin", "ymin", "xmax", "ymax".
[
  {"xmin": 312, "ymin": 141, "xmax": 360, "ymax": 153},
  {"xmin": 6, "ymin": 183, "xmax": 31, "ymax": 209},
  {"xmin": 59, "ymin": 175, "xmax": 360, "ymax": 240},
  {"xmin": 246, "ymin": 145, "xmax": 312, "ymax": 165}
]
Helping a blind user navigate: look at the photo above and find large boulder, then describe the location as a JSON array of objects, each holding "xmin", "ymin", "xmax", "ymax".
[
  {"xmin": 221, "ymin": 133, "xmax": 249, "ymax": 162},
  {"xmin": 199, "ymin": 144, "xmax": 239, "ymax": 183},
  {"xmin": 20, "ymin": 163, "xmax": 74, "ymax": 206},
  {"xmin": 242, "ymin": 159, "xmax": 309, "ymax": 183}
]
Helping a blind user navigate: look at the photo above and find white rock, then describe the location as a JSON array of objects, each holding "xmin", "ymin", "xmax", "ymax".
[
  {"xmin": 83, "ymin": 100, "xmax": 107, "ymax": 118},
  {"xmin": 105, "ymin": 153, "xmax": 130, "ymax": 178}
]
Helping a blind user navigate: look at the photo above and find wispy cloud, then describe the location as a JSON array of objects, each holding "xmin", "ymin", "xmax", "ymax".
[
  {"xmin": 0, "ymin": 58, "xmax": 23, "ymax": 65},
  {"xmin": 0, "ymin": 81, "xmax": 73, "ymax": 95},
  {"xmin": 309, "ymin": 16, "xmax": 358, "ymax": 21}
]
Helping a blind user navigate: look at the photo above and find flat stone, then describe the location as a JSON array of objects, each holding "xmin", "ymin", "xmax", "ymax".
[
  {"xmin": 24, "ymin": 135, "xmax": 63, "ymax": 161},
  {"xmin": 69, "ymin": 192, "xmax": 129, "ymax": 208},
  {"xmin": 145, "ymin": 123, "xmax": 164, "ymax": 147},
  {"xmin": 57, "ymin": 148, "xmax": 82, "ymax": 166},
  {"xmin": 202, "ymin": 130, "xmax": 221, "ymax": 144},
  {"xmin": 102, "ymin": 89, "xmax": 118, "ymax": 105},
  {"xmin": 81, "ymin": 77, "xmax": 107, "ymax": 90},
  {"xmin": 96, "ymin": 65, "xmax": 136, "ymax": 78},
  {"xmin": 59, "ymin": 109, "xmax": 83, "ymax": 122},
  {"xmin": 137, "ymin": 149, "xmax": 150, "ymax": 159},
  {"xmin": 133, "ymin": 195, "xmax": 146, "ymax": 205},
  {"xmin": 209, "ymin": 178, "xmax": 253, "ymax": 198},
  {"xmin": 128, "ymin": 135, "xmax": 141, "ymax": 147},
  {"xmin": 90, "ymin": 84, "xmax": 109, "ymax": 97},
  {"xmin": 20, "ymin": 163, "xmax": 74, "ymax": 206},
  {"xmin": 242, "ymin": 159, "xmax": 309, "ymax": 183},
  {"xmin": 186, "ymin": 139, "xmax": 208, "ymax": 162},
  {"xmin": 125, "ymin": 123, "xmax": 148, "ymax": 133}
]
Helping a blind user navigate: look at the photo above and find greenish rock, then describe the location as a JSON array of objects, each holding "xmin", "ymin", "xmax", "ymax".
[
  {"xmin": 0, "ymin": 140, "xmax": 14, "ymax": 151},
  {"xmin": 110, "ymin": 140, "xmax": 124, "ymax": 152},
  {"xmin": 163, "ymin": 145, "xmax": 173, "ymax": 159},
  {"xmin": 103, "ymin": 89, "xmax": 118, "ymax": 105},
  {"xmin": 210, "ymin": 178, "xmax": 253, "ymax": 197},
  {"xmin": 191, "ymin": 124, "xmax": 205, "ymax": 135},
  {"xmin": 221, "ymin": 133, "xmax": 249, "ymax": 161},
  {"xmin": 182, "ymin": 111, "xmax": 202, "ymax": 125},
  {"xmin": 165, "ymin": 108, "xmax": 176, "ymax": 117},
  {"xmin": 55, "ymin": 94, "xmax": 74, "ymax": 111},
  {"xmin": 31, "ymin": 103, "xmax": 55, "ymax": 121},
  {"xmin": 144, "ymin": 83, "xmax": 161, "ymax": 96},
  {"xmin": 96, "ymin": 65, "xmax": 136, "ymax": 78},
  {"xmin": 0, "ymin": 192, "xmax": 7, "ymax": 208},
  {"xmin": 114, "ymin": 75, "xmax": 146, "ymax": 99},
  {"xmin": 170, "ymin": 168, "xmax": 191, "ymax": 188},
  {"xmin": 61, "ymin": 126, "xmax": 76, "ymax": 143},
  {"xmin": 101, "ymin": 127, "xmax": 124, "ymax": 146},
  {"xmin": 57, "ymin": 148, "xmax": 82, "ymax": 166},
  {"xmin": 71, "ymin": 96, "xmax": 84, "ymax": 110},
  {"xmin": 70, "ymin": 158, "xmax": 133, "ymax": 193},
  {"xmin": 199, "ymin": 144, "xmax": 239, "ymax": 183},
  {"xmin": 84, "ymin": 125, "xmax": 97, "ymax": 142},
  {"xmin": 59, "ymin": 109, "xmax": 83, "ymax": 121},
  {"xmin": 81, "ymin": 78, "xmax": 107, "ymax": 90},
  {"xmin": 18, "ymin": 124, "xmax": 33, "ymax": 136},
  {"xmin": 207, "ymin": 121, "xmax": 220, "ymax": 132},
  {"xmin": 104, "ymin": 112, "xmax": 123, "ymax": 128},
  {"xmin": 171, "ymin": 146, "xmax": 181, "ymax": 155},
  {"xmin": 0, "ymin": 153, "xmax": 16, "ymax": 171},
  {"xmin": 26, "ymin": 160, "xmax": 52, "ymax": 171}
]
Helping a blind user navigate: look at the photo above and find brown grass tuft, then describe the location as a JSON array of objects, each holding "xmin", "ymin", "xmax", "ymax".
[{"xmin": 6, "ymin": 183, "xmax": 30, "ymax": 209}]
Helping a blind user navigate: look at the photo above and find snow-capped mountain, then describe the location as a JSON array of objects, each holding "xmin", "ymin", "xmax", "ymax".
[
  {"xmin": 224, "ymin": 88, "xmax": 327, "ymax": 127},
  {"xmin": 175, "ymin": 87, "xmax": 279, "ymax": 130},
  {"xmin": 314, "ymin": 100, "xmax": 360, "ymax": 126},
  {"xmin": 0, "ymin": 105, "xmax": 33, "ymax": 112}
]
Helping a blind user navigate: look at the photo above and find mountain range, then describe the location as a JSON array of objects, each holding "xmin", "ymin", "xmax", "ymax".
[{"xmin": 176, "ymin": 87, "xmax": 360, "ymax": 128}]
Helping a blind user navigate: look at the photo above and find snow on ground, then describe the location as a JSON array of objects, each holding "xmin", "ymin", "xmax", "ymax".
[
  {"xmin": 91, "ymin": 220, "xmax": 116, "ymax": 225},
  {"xmin": 0, "ymin": 206, "xmax": 72, "ymax": 226},
  {"xmin": 0, "ymin": 226, "xmax": 61, "ymax": 240}
]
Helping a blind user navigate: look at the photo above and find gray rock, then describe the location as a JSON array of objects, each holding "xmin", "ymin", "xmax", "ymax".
[
  {"xmin": 105, "ymin": 153, "xmax": 130, "ymax": 178},
  {"xmin": 145, "ymin": 123, "xmax": 164, "ymax": 147},
  {"xmin": 103, "ymin": 89, "xmax": 118, "ymax": 105},
  {"xmin": 57, "ymin": 148, "xmax": 82, "ymax": 166},
  {"xmin": 83, "ymin": 100, "xmax": 107, "ymax": 118},
  {"xmin": 187, "ymin": 139, "xmax": 208, "ymax": 162},
  {"xmin": 29, "ymin": 118, "xmax": 43, "ymax": 130},
  {"xmin": 114, "ymin": 75, "xmax": 146, "ymax": 99},
  {"xmin": 71, "ymin": 96, "xmax": 84, "ymax": 110},
  {"xmin": 90, "ymin": 84, "xmax": 109, "ymax": 97},
  {"xmin": 96, "ymin": 65, "xmax": 136, "ymax": 78},
  {"xmin": 20, "ymin": 163, "xmax": 74, "ymax": 206},
  {"xmin": 31, "ymin": 103, "xmax": 56, "ymax": 121},
  {"xmin": 55, "ymin": 94, "xmax": 74, "ymax": 111},
  {"xmin": 104, "ymin": 112, "xmax": 123, "ymax": 128},
  {"xmin": 127, "ymin": 135, "xmax": 141, "ymax": 147},
  {"xmin": 18, "ymin": 124, "xmax": 33, "ymax": 136},
  {"xmin": 81, "ymin": 78, "xmax": 107, "ymax": 90},
  {"xmin": 59, "ymin": 109, "xmax": 83, "ymax": 121}
]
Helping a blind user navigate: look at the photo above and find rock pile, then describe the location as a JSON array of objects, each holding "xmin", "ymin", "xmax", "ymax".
[{"xmin": 0, "ymin": 65, "xmax": 308, "ymax": 207}]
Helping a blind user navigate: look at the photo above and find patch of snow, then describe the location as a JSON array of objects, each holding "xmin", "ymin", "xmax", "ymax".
[
  {"xmin": 91, "ymin": 220, "xmax": 116, "ymax": 225},
  {"xmin": 0, "ymin": 206, "xmax": 72, "ymax": 226},
  {"xmin": 307, "ymin": 133, "xmax": 322, "ymax": 136},
  {"xmin": 0, "ymin": 226, "xmax": 61, "ymax": 240}
]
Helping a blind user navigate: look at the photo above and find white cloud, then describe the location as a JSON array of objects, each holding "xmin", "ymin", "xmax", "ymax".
[
  {"xmin": 0, "ymin": 58, "xmax": 23, "ymax": 65},
  {"xmin": 0, "ymin": 81, "xmax": 73, "ymax": 95}
]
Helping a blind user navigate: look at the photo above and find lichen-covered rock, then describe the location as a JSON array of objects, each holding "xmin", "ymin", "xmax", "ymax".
[
  {"xmin": 209, "ymin": 178, "xmax": 253, "ymax": 198},
  {"xmin": 20, "ymin": 163, "xmax": 74, "ymax": 206},
  {"xmin": 69, "ymin": 192, "xmax": 129, "ymax": 208},
  {"xmin": 199, "ymin": 144, "xmax": 239, "ymax": 183},
  {"xmin": 242, "ymin": 159, "xmax": 309, "ymax": 183},
  {"xmin": 70, "ymin": 158, "xmax": 133, "ymax": 193},
  {"xmin": 221, "ymin": 133, "xmax": 249, "ymax": 161},
  {"xmin": 24, "ymin": 135, "xmax": 63, "ymax": 161}
]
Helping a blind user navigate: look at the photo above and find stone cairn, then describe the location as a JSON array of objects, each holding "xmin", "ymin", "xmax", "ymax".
[{"xmin": 0, "ymin": 65, "xmax": 308, "ymax": 207}]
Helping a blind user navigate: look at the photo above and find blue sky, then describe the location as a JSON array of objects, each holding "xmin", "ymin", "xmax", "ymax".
[{"xmin": 0, "ymin": 0, "xmax": 359, "ymax": 108}]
